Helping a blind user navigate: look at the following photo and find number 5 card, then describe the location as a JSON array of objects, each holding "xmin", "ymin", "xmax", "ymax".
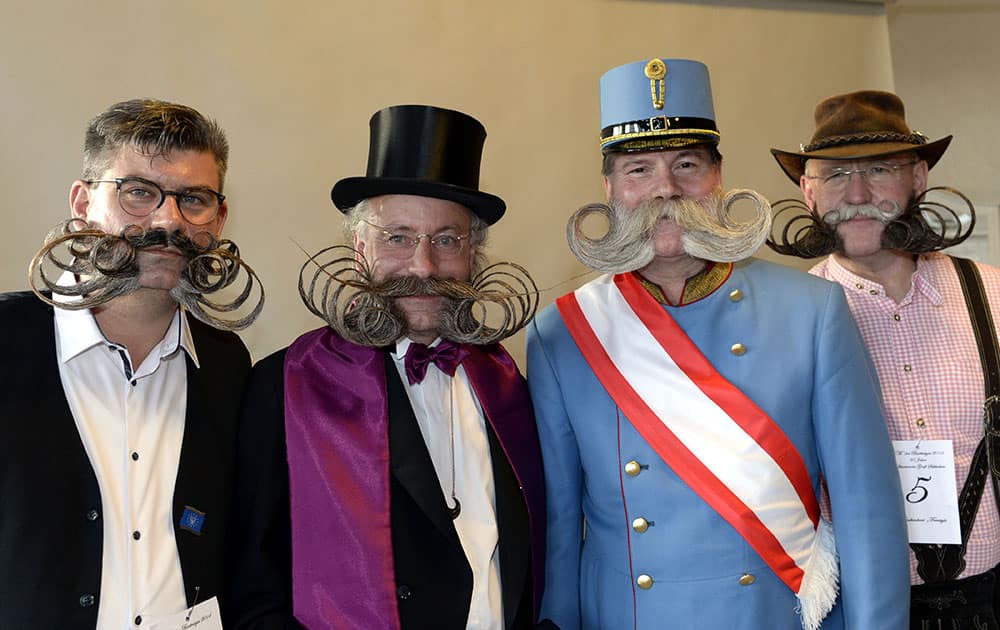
[{"xmin": 892, "ymin": 440, "xmax": 961, "ymax": 545}]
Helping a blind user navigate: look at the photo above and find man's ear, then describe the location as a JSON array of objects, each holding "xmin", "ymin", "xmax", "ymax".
[
  {"xmin": 912, "ymin": 159, "xmax": 929, "ymax": 197},
  {"xmin": 213, "ymin": 201, "xmax": 229, "ymax": 235},
  {"xmin": 69, "ymin": 180, "xmax": 92, "ymax": 220}
]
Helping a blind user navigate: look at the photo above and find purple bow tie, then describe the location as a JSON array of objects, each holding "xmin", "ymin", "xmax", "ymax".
[{"xmin": 404, "ymin": 340, "xmax": 469, "ymax": 385}]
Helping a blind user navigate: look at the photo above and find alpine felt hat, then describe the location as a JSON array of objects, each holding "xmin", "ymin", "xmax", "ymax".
[{"xmin": 771, "ymin": 90, "xmax": 952, "ymax": 183}]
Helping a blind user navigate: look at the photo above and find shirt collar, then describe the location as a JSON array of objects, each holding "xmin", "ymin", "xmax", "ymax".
[
  {"xmin": 392, "ymin": 336, "xmax": 443, "ymax": 360},
  {"xmin": 825, "ymin": 254, "xmax": 943, "ymax": 306},
  {"xmin": 52, "ymin": 274, "xmax": 200, "ymax": 366}
]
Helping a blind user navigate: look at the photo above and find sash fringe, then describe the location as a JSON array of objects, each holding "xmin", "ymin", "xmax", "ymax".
[{"xmin": 796, "ymin": 518, "xmax": 839, "ymax": 630}]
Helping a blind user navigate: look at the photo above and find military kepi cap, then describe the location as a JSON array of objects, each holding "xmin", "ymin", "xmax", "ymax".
[
  {"xmin": 600, "ymin": 58, "xmax": 720, "ymax": 154},
  {"xmin": 331, "ymin": 104, "xmax": 506, "ymax": 225}
]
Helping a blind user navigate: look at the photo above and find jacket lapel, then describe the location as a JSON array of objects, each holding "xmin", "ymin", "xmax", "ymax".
[{"xmin": 385, "ymin": 354, "xmax": 462, "ymax": 546}]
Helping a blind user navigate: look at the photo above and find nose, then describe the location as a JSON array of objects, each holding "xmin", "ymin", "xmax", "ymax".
[
  {"xmin": 406, "ymin": 237, "xmax": 438, "ymax": 278},
  {"xmin": 652, "ymin": 171, "xmax": 684, "ymax": 202},
  {"xmin": 842, "ymin": 171, "xmax": 873, "ymax": 205},
  {"xmin": 147, "ymin": 193, "xmax": 187, "ymax": 231}
]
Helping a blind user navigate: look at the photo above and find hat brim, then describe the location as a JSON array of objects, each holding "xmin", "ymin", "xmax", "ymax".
[
  {"xmin": 331, "ymin": 177, "xmax": 506, "ymax": 225},
  {"xmin": 770, "ymin": 135, "xmax": 952, "ymax": 184}
]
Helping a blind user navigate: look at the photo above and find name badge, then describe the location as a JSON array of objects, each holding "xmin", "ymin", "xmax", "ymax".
[
  {"xmin": 149, "ymin": 596, "xmax": 223, "ymax": 630},
  {"xmin": 893, "ymin": 440, "xmax": 961, "ymax": 545}
]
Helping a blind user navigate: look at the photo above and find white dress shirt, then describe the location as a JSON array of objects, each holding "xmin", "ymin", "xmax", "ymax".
[
  {"xmin": 54, "ymin": 290, "xmax": 194, "ymax": 628},
  {"xmin": 392, "ymin": 338, "xmax": 504, "ymax": 630}
]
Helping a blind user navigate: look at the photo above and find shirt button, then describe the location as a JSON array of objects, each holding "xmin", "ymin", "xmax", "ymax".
[
  {"xmin": 731, "ymin": 343, "xmax": 747, "ymax": 356},
  {"xmin": 79, "ymin": 594, "xmax": 95, "ymax": 607},
  {"xmin": 855, "ymin": 283, "xmax": 864, "ymax": 289},
  {"xmin": 869, "ymin": 289, "xmax": 879, "ymax": 295},
  {"xmin": 132, "ymin": 531, "xmax": 141, "ymax": 540},
  {"xmin": 636, "ymin": 574, "xmax": 654, "ymax": 590},
  {"xmin": 632, "ymin": 517, "xmax": 650, "ymax": 533},
  {"xmin": 893, "ymin": 314, "xmax": 901, "ymax": 321},
  {"xmin": 135, "ymin": 615, "xmax": 143, "ymax": 625},
  {"xmin": 903, "ymin": 364, "xmax": 912, "ymax": 372},
  {"xmin": 86, "ymin": 509, "xmax": 99, "ymax": 522},
  {"xmin": 397, "ymin": 585, "xmax": 412, "ymax": 600},
  {"xmin": 916, "ymin": 418, "xmax": 926, "ymax": 428},
  {"xmin": 739, "ymin": 573, "xmax": 756, "ymax": 586},
  {"xmin": 729, "ymin": 289, "xmax": 743, "ymax": 302},
  {"xmin": 131, "ymin": 452, "xmax": 139, "ymax": 461},
  {"xmin": 624, "ymin": 460, "xmax": 642, "ymax": 477}
]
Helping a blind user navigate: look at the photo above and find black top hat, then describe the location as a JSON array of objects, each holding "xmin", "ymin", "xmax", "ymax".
[{"xmin": 331, "ymin": 105, "xmax": 506, "ymax": 225}]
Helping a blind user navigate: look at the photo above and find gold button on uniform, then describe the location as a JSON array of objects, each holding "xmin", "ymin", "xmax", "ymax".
[
  {"xmin": 637, "ymin": 574, "xmax": 654, "ymax": 590},
  {"xmin": 625, "ymin": 460, "xmax": 642, "ymax": 477},
  {"xmin": 632, "ymin": 517, "xmax": 649, "ymax": 533},
  {"xmin": 738, "ymin": 573, "xmax": 755, "ymax": 586},
  {"xmin": 729, "ymin": 289, "xmax": 743, "ymax": 302},
  {"xmin": 731, "ymin": 343, "xmax": 746, "ymax": 356}
]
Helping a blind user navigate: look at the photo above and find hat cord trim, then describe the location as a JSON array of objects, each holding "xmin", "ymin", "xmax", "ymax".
[{"xmin": 804, "ymin": 131, "xmax": 926, "ymax": 153}]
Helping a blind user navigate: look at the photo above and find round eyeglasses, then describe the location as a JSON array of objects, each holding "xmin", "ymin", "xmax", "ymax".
[
  {"xmin": 805, "ymin": 161, "xmax": 918, "ymax": 191},
  {"xmin": 362, "ymin": 219, "xmax": 471, "ymax": 259},
  {"xmin": 85, "ymin": 177, "xmax": 225, "ymax": 225}
]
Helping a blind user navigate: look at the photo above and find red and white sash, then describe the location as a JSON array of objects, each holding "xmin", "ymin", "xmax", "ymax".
[{"xmin": 557, "ymin": 272, "xmax": 838, "ymax": 630}]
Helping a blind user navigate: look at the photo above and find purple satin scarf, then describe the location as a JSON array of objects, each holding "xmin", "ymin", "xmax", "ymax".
[{"xmin": 283, "ymin": 327, "xmax": 546, "ymax": 628}]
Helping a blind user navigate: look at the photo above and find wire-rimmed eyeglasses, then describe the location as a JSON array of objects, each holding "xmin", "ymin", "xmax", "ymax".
[
  {"xmin": 362, "ymin": 219, "xmax": 471, "ymax": 259},
  {"xmin": 804, "ymin": 161, "xmax": 919, "ymax": 191},
  {"xmin": 85, "ymin": 177, "xmax": 225, "ymax": 225}
]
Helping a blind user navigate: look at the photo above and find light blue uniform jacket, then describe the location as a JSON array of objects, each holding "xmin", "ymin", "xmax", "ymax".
[{"xmin": 527, "ymin": 259, "xmax": 909, "ymax": 629}]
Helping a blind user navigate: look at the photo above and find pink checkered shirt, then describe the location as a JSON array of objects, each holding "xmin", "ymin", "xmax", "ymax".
[{"xmin": 812, "ymin": 252, "xmax": 1000, "ymax": 583}]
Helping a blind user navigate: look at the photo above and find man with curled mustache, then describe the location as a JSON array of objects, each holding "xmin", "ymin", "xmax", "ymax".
[
  {"xmin": 0, "ymin": 99, "xmax": 254, "ymax": 627},
  {"xmin": 228, "ymin": 105, "xmax": 548, "ymax": 629},
  {"xmin": 771, "ymin": 91, "xmax": 1000, "ymax": 629},
  {"xmin": 527, "ymin": 59, "xmax": 908, "ymax": 629}
]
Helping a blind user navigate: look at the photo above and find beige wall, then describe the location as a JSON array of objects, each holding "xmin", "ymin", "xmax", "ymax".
[
  {"xmin": 1, "ymin": 0, "xmax": 893, "ymax": 363},
  {"xmin": 888, "ymin": 1, "xmax": 1000, "ymax": 205}
]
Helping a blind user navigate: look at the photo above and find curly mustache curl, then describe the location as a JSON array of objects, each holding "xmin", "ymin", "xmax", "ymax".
[
  {"xmin": 766, "ymin": 186, "xmax": 976, "ymax": 259},
  {"xmin": 29, "ymin": 218, "xmax": 264, "ymax": 331},
  {"xmin": 566, "ymin": 188, "xmax": 772, "ymax": 273},
  {"xmin": 298, "ymin": 245, "xmax": 538, "ymax": 348}
]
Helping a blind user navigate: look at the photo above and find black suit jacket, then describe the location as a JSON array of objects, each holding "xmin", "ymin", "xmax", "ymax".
[
  {"xmin": 228, "ymin": 348, "xmax": 534, "ymax": 629},
  {"xmin": 0, "ymin": 292, "xmax": 251, "ymax": 628}
]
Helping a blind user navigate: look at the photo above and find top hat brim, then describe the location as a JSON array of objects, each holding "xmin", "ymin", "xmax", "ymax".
[
  {"xmin": 771, "ymin": 135, "xmax": 952, "ymax": 184},
  {"xmin": 331, "ymin": 177, "xmax": 506, "ymax": 225}
]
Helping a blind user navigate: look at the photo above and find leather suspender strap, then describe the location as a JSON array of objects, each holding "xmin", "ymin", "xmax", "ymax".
[{"xmin": 910, "ymin": 256, "xmax": 1000, "ymax": 583}]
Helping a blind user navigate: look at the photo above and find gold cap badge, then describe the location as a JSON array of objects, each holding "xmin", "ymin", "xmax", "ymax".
[{"xmin": 644, "ymin": 58, "xmax": 667, "ymax": 110}]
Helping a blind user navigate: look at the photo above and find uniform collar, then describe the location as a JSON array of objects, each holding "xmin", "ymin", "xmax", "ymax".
[{"xmin": 635, "ymin": 261, "xmax": 733, "ymax": 306}]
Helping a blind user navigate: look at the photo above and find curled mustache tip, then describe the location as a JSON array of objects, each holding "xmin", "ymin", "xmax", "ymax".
[
  {"xmin": 297, "ymin": 244, "xmax": 538, "ymax": 347},
  {"xmin": 29, "ymin": 219, "xmax": 264, "ymax": 331},
  {"xmin": 766, "ymin": 186, "xmax": 976, "ymax": 258}
]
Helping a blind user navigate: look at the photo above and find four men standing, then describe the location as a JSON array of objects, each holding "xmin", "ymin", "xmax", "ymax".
[{"xmin": 2, "ymin": 64, "xmax": 990, "ymax": 630}]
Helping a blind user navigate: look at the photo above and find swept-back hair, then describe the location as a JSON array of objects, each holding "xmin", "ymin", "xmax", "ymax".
[{"xmin": 82, "ymin": 98, "xmax": 229, "ymax": 188}]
